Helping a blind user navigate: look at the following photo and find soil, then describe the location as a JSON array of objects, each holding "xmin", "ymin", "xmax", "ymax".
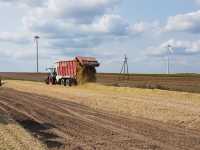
[
  {"xmin": 96, "ymin": 73, "xmax": 200, "ymax": 93},
  {"xmin": 0, "ymin": 88, "xmax": 200, "ymax": 150},
  {"xmin": 0, "ymin": 72, "xmax": 48, "ymax": 82},
  {"xmin": 0, "ymin": 114, "xmax": 46, "ymax": 150}
]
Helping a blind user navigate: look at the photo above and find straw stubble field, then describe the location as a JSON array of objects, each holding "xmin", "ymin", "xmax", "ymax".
[
  {"xmin": 1, "ymin": 72, "xmax": 200, "ymax": 93},
  {"xmin": 0, "ymin": 80, "xmax": 200, "ymax": 149}
]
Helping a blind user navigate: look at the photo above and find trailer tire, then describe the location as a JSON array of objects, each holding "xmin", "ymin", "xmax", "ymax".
[
  {"xmin": 57, "ymin": 79, "xmax": 61, "ymax": 85},
  {"xmin": 61, "ymin": 79, "xmax": 67, "ymax": 86},
  {"xmin": 68, "ymin": 79, "xmax": 72, "ymax": 87},
  {"xmin": 64, "ymin": 79, "xmax": 67, "ymax": 86},
  {"xmin": 65, "ymin": 79, "xmax": 71, "ymax": 86}
]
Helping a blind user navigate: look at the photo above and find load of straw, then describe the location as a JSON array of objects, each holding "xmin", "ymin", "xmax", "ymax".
[{"xmin": 76, "ymin": 63, "xmax": 97, "ymax": 85}]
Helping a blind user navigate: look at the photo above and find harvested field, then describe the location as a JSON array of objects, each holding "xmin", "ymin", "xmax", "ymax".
[
  {"xmin": 1, "ymin": 72, "xmax": 200, "ymax": 93},
  {"xmin": 0, "ymin": 114, "xmax": 46, "ymax": 150},
  {"xmin": 0, "ymin": 72, "xmax": 48, "ymax": 82},
  {"xmin": 1, "ymin": 86, "xmax": 200, "ymax": 150},
  {"xmin": 96, "ymin": 73, "xmax": 200, "ymax": 93},
  {"xmin": 4, "ymin": 80, "xmax": 200, "ymax": 130}
]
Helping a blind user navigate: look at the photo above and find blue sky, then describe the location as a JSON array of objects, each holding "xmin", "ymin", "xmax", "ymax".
[
  {"xmin": 0, "ymin": 0, "xmax": 200, "ymax": 73},
  {"xmin": 120, "ymin": 0, "xmax": 198, "ymax": 22}
]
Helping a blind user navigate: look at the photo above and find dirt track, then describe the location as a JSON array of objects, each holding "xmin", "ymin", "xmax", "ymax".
[{"xmin": 0, "ymin": 88, "xmax": 200, "ymax": 150}]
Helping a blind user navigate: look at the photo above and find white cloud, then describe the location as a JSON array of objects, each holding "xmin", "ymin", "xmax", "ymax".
[
  {"xmin": 193, "ymin": 0, "xmax": 200, "ymax": 5},
  {"xmin": 147, "ymin": 39, "xmax": 200, "ymax": 56},
  {"xmin": 0, "ymin": 0, "xmax": 160, "ymax": 67},
  {"xmin": 131, "ymin": 21, "xmax": 160, "ymax": 33},
  {"xmin": 164, "ymin": 10, "xmax": 200, "ymax": 33},
  {"xmin": 21, "ymin": 0, "xmax": 157, "ymax": 50},
  {"xmin": 48, "ymin": 0, "xmax": 120, "ymax": 23},
  {"xmin": 0, "ymin": 0, "xmax": 47, "ymax": 7},
  {"xmin": 0, "ymin": 47, "xmax": 33, "ymax": 60},
  {"xmin": 87, "ymin": 14, "xmax": 129, "ymax": 35},
  {"xmin": 22, "ymin": 0, "xmax": 120, "ymax": 24},
  {"xmin": 0, "ymin": 32, "xmax": 31, "ymax": 44}
]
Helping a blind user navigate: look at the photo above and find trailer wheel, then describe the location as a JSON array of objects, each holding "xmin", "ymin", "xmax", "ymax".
[
  {"xmin": 68, "ymin": 79, "xmax": 72, "ymax": 87},
  {"xmin": 65, "ymin": 79, "xmax": 72, "ymax": 86},
  {"xmin": 61, "ymin": 79, "xmax": 67, "ymax": 86},
  {"xmin": 57, "ymin": 79, "xmax": 61, "ymax": 85}
]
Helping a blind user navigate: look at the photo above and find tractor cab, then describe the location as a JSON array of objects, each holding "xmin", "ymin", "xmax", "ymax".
[{"xmin": 45, "ymin": 67, "xmax": 57, "ymax": 84}]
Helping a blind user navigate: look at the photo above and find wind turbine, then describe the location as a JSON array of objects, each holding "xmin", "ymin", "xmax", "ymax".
[
  {"xmin": 167, "ymin": 45, "xmax": 173, "ymax": 74},
  {"xmin": 34, "ymin": 35, "xmax": 40, "ymax": 73}
]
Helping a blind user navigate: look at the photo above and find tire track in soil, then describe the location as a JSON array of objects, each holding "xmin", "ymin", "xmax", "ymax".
[
  {"xmin": 0, "ymin": 88, "xmax": 200, "ymax": 150},
  {"xmin": 0, "ymin": 94, "xmax": 157, "ymax": 149}
]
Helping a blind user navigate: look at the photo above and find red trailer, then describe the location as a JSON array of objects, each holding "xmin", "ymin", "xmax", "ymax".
[{"xmin": 46, "ymin": 56, "xmax": 100, "ymax": 86}]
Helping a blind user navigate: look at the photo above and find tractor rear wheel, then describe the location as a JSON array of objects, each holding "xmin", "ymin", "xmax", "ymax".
[{"xmin": 45, "ymin": 76, "xmax": 50, "ymax": 84}]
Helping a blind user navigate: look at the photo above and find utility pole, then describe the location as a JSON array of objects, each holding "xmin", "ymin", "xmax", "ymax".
[{"xmin": 34, "ymin": 36, "xmax": 40, "ymax": 73}]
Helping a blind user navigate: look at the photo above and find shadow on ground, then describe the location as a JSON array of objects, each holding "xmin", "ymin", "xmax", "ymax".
[{"xmin": 17, "ymin": 119, "xmax": 64, "ymax": 149}]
